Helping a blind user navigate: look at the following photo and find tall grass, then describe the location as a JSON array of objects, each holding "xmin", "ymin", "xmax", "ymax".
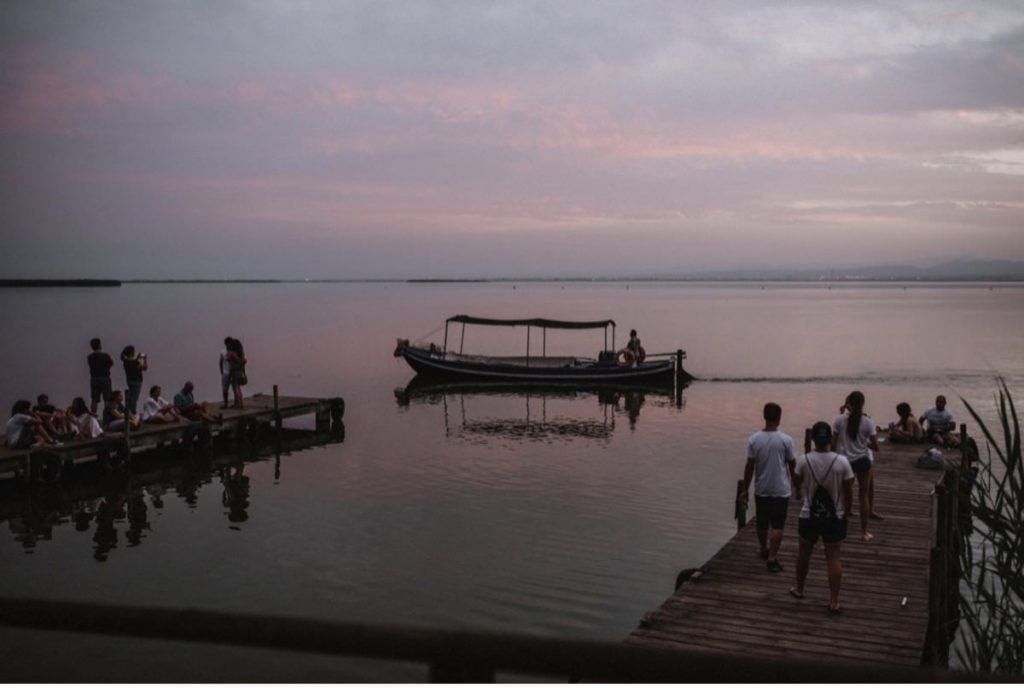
[{"xmin": 957, "ymin": 379, "xmax": 1023, "ymax": 674}]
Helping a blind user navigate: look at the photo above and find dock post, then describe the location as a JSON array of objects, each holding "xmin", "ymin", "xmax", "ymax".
[
  {"xmin": 273, "ymin": 385, "xmax": 282, "ymax": 433},
  {"xmin": 734, "ymin": 479, "xmax": 747, "ymax": 531},
  {"xmin": 123, "ymin": 388, "xmax": 132, "ymax": 462},
  {"xmin": 674, "ymin": 350, "xmax": 684, "ymax": 408}
]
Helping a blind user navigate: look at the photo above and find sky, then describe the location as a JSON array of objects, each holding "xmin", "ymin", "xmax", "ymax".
[{"xmin": 2, "ymin": 0, "xmax": 1023, "ymax": 279}]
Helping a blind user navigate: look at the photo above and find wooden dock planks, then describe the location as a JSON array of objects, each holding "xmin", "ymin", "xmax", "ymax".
[
  {"xmin": 0, "ymin": 392, "xmax": 337, "ymax": 478},
  {"xmin": 627, "ymin": 439, "xmax": 954, "ymax": 669}
]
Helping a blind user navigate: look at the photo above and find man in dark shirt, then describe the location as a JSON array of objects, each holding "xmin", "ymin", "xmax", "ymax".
[
  {"xmin": 88, "ymin": 338, "xmax": 115, "ymax": 415},
  {"xmin": 33, "ymin": 393, "xmax": 72, "ymax": 439}
]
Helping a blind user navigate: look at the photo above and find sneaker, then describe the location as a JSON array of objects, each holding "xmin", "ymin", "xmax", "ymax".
[{"xmin": 767, "ymin": 560, "xmax": 784, "ymax": 573}]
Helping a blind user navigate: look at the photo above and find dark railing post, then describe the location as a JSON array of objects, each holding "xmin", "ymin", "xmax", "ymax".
[
  {"xmin": 273, "ymin": 385, "xmax": 282, "ymax": 433},
  {"xmin": 734, "ymin": 479, "xmax": 747, "ymax": 531}
]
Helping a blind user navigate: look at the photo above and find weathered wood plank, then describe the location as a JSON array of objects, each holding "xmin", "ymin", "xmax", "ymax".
[{"xmin": 627, "ymin": 439, "xmax": 956, "ymax": 669}]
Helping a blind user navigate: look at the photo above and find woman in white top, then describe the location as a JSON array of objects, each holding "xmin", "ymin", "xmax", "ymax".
[{"xmin": 832, "ymin": 391, "xmax": 879, "ymax": 542}]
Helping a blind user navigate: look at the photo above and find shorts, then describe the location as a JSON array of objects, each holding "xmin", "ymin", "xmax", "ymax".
[
  {"xmin": 755, "ymin": 495, "xmax": 790, "ymax": 531},
  {"xmin": 799, "ymin": 516, "xmax": 848, "ymax": 544},
  {"xmin": 90, "ymin": 377, "xmax": 113, "ymax": 405},
  {"xmin": 849, "ymin": 456, "xmax": 872, "ymax": 474}
]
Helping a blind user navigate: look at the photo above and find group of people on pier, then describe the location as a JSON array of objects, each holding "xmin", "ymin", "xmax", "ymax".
[
  {"xmin": 738, "ymin": 392, "xmax": 960, "ymax": 615},
  {"xmin": 4, "ymin": 337, "xmax": 249, "ymax": 450}
]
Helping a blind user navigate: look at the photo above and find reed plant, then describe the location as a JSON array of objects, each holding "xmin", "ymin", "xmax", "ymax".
[{"xmin": 957, "ymin": 379, "xmax": 1023, "ymax": 674}]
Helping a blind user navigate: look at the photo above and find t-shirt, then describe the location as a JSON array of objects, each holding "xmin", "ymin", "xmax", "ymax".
[
  {"xmin": 220, "ymin": 349, "xmax": 231, "ymax": 376},
  {"xmin": 173, "ymin": 390, "xmax": 194, "ymax": 408},
  {"xmin": 88, "ymin": 351, "xmax": 114, "ymax": 378},
  {"xmin": 795, "ymin": 451, "xmax": 855, "ymax": 519},
  {"xmin": 33, "ymin": 404, "xmax": 56, "ymax": 415},
  {"xmin": 746, "ymin": 430, "xmax": 797, "ymax": 497},
  {"xmin": 75, "ymin": 413, "xmax": 104, "ymax": 438},
  {"xmin": 123, "ymin": 357, "xmax": 144, "ymax": 383},
  {"xmin": 922, "ymin": 407, "xmax": 955, "ymax": 432},
  {"xmin": 141, "ymin": 396, "xmax": 169, "ymax": 421},
  {"xmin": 103, "ymin": 402, "xmax": 126, "ymax": 426},
  {"xmin": 833, "ymin": 414, "xmax": 876, "ymax": 460},
  {"xmin": 5, "ymin": 414, "xmax": 32, "ymax": 447}
]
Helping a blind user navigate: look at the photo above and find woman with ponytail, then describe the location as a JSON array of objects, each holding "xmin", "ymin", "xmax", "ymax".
[{"xmin": 832, "ymin": 391, "xmax": 880, "ymax": 542}]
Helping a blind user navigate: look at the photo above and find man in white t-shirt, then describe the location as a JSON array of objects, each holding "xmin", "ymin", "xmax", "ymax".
[
  {"xmin": 790, "ymin": 421, "xmax": 855, "ymax": 615},
  {"xmin": 739, "ymin": 402, "xmax": 797, "ymax": 573},
  {"xmin": 919, "ymin": 395, "xmax": 960, "ymax": 448}
]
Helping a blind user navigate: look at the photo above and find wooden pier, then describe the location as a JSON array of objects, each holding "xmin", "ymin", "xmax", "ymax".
[
  {"xmin": 627, "ymin": 432, "xmax": 971, "ymax": 671},
  {"xmin": 0, "ymin": 390, "xmax": 344, "ymax": 483}
]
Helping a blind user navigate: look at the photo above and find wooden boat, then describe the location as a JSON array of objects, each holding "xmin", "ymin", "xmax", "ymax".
[{"xmin": 394, "ymin": 315, "xmax": 692, "ymax": 384}]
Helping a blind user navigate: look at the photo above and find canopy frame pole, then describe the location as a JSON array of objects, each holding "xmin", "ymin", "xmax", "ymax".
[
  {"xmin": 542, "ymin": 328, "xmax": 546, "ymax": 357},
  {"xmin": 612, "ymin": 325, "xmax": 616, "ymax": 352},
  {"xmin": 443, "ymin": 322, "xmax": 449, "ymax": 354},
  {"xmin": 460, "ymin": 323, "xmax": 466, "ymax": 355}
]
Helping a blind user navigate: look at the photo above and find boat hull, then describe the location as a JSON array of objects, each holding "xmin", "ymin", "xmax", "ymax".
[{"xmin": 400, "ymin": 346, "xmax": 680, "ymax": 383}]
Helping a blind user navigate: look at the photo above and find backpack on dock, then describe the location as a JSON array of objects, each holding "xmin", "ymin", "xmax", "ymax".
[{"xmin": 805, "ymin": 454, "xmax": 839, "ymax": 521}]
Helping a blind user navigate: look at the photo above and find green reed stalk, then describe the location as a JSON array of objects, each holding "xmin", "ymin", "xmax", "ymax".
[{"xmin": 957, "ymin": 379, "xmax": 1023, "ymax": 674}]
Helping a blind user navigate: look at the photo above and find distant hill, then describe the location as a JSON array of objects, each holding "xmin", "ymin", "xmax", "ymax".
[{"xmin": 649, "ymin": 259, "xmax": 1024, "ymax": 282}]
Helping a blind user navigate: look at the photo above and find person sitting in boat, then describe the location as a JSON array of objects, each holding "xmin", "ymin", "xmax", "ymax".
[{"xmin": 616, "ymin": 329, "xmax": 646, "ymax": 366}]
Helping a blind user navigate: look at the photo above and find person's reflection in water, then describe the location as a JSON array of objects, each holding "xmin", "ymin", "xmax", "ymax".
[
  {"xmin": 175, "ymin": 470, "xmax": 202, "ymax": 509},
  {"xmin": 624, "ymin": 391, "xmax": 646, "ymax": 429},
  {"xmin": 93, "ymin": 490, "xmax": 127, "ymax": 562},
  {"xmin": 125, "ymin": 488, "xmax": 150, "ymax": 547},
  {"xmin": 221, "ymin": 463, "xmax": 250, "ymax": 528},
  {"xmin": 72, "ymin": 498, "xmax": 100, "ymax": 532},
  {"xmin": 146, "ymin": 483, "xmax": 166, "ymax": 510}
]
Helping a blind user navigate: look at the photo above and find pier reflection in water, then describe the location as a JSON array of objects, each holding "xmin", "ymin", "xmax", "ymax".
[
  {"xmin": 0, "ymin": 422, "xmax": 345, "ymax": 559},
  {"xmin": 395, "ymin": 376, "xmax": 688, "ymax": 441}
]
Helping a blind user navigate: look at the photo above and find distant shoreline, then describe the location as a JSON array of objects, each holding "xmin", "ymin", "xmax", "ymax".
[{"xmin": 2, "ymin": 277, "xmax": 1023, "ymax": 287}]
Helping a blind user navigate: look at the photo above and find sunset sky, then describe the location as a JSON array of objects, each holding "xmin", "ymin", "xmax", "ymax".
[{"xmin": 2, "ymin": 1, "xmax": 1023, "ymax": 279}]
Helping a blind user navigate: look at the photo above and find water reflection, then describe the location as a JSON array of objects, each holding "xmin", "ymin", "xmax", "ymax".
[
  {"xmin": 0, "ymin": 425, "xmax": 343, "ymax": 558},
  {"xmin": 395, "ymin": 376, "xmax": 687, "ymax": 440}
]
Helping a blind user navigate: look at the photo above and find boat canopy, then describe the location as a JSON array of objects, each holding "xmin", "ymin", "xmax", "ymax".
[{"xmin": 446, "ymin": 315, "xmax": 615, "ymax": 330}]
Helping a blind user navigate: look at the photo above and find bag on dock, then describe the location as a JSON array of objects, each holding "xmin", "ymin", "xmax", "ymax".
[{"xmin": 916, "ymin": 447, "xmax": 944, "ymax": 470}]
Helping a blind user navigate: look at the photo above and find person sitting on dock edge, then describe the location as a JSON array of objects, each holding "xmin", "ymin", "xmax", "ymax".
[
  {"xmin": 6, "ymin": 400, "xmax": 57, "ymax": 448},
  {"xmin": 69, "ymin": 397, "xmax": 104, "ymax": 438},
  {"xmin": 87, "ymin": 338, "xmax": 115, "ymax": 415},
  {"xmin": 739, "ymin": 402, "xmax": 797, "ymax": 572},
  {"xmin": 141, "ymin": 385, "xmax": 186, "ymax": 424},
  {"xmin": 919, "ymin": 395, "xmax": 960, "ymax": 448},
  {"xmin": 34, "ymin": 393, "xmax": 74, "ymax": 440},
  {"xmin": 790, "ymin": 421, "xmax": 855, "ymax": 615},
  {"xmin": 103, "ymin": 389, "xmax": 140, "ymax": 431},
  {"xmin": 884, "ymin": 402, "xmax": 924, "ymax": 444},
  {"xmin": 174, "ymin": 381, "xmax": 217, "ymax": 423}
]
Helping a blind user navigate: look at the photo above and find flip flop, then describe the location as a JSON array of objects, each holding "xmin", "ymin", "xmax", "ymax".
[
  {"xmin": 789, "ymin": 588, "xmax": 804, "ymax": 600},
  {"xmin": 827, "ymin": 606, "xmax": 842, "ymax": 616},
  {"xmin": 860, "ymin": 532, "xmax": 874, "ymax": 542}
]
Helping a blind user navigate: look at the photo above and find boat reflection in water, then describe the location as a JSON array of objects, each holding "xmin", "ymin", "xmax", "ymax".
[
  {"xmin": 395, "ymin": 375, "xmax": 688, "ymax": 441},
  {"xmin": 0, "ymin": 422, "xmax": 344, "ymax": 559}
]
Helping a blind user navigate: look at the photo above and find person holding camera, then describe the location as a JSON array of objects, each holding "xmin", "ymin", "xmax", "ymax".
[{"xmin": 121, "ymin": 345, "xmax": 149, "ymax": 416}]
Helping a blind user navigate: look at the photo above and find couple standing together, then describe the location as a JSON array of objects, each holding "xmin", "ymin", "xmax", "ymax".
[{"xmin": 738, "ymin": 392, "xmax": 879, "ymax": 615}]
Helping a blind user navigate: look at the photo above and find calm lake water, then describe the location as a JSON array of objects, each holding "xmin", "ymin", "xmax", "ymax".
[{"xmin": 1, "ymin": 282, "xmax": 1022, "ymax": 681}]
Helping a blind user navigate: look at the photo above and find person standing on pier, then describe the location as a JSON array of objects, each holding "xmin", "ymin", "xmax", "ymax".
[
  {"xmin": 87, "ymin": 338, "xmax": 114, "ymax": 415},
  {"xmin": 739, "ymin": 402, "xmax": 797, "ymax": 572},
  {"xmin": 832, "ymin": 391, "xmax": 880, "ymax": 542},
  {"xmin": 219, "ymin": 337, "xmax": 233, "ymax": 409},
  {"xmin": 120, "ymin": 346, "xmax": 148, "ymax": 416},
  {"xmin": 226, "ymin": 338, "xmax": 248, "ymax": 409},
  {"xmin": 790, "ymin": 422, "xmax": 855, "ymax": 615}
]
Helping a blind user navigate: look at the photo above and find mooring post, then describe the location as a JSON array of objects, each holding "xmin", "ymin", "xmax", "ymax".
[
  {"xmin": 273, "ymin": 385, "xmax": 282, "ymax": 432},
  {"xmin": 123, "ymin": 387, "xmax": 132, "ymax": 459},
  {"xmin": 734, "ymin": 479, "xmax": 747, "ymax": 531},
  {"xmin": 674, "ymin": 350, "xmax": 684, "ymax": 408}
]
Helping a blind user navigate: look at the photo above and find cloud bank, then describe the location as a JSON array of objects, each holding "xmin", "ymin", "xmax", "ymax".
[{"xmin": 2, "ymin": 1, "xmax": 1022, "ymax": 278}]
